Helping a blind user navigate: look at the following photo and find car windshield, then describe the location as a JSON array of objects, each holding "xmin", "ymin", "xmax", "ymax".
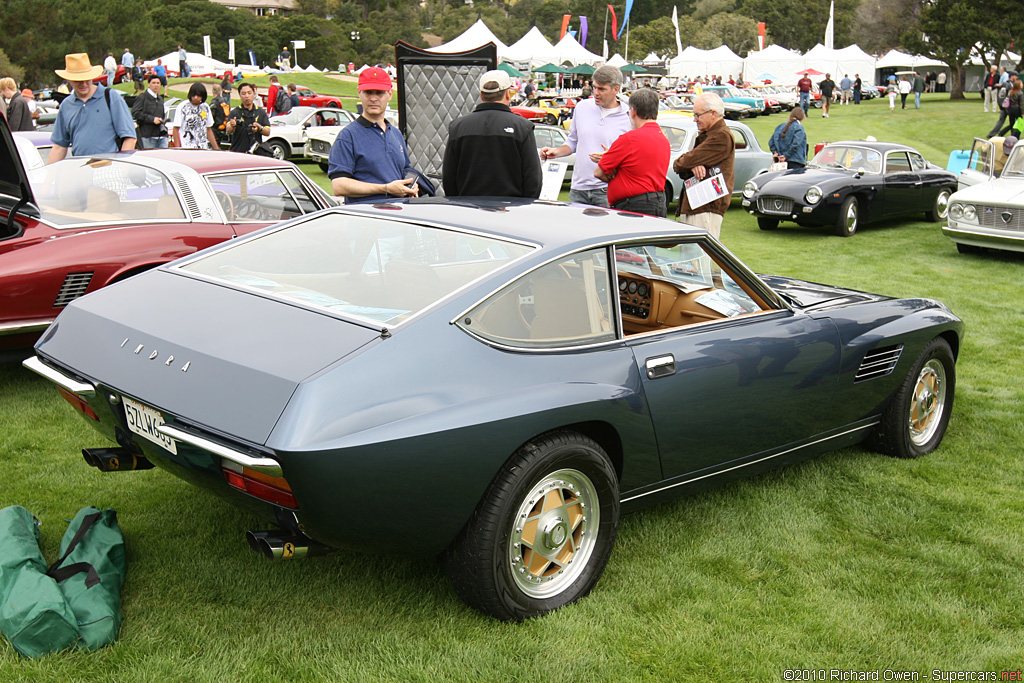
[
  {"xmin": 1003, "ymin": 146, "xmax": 1024, "ymax": 178},
  {"xmin": 27, "ymin": 157, "xmax": 186, "ymax": 226},
  {"xmin": 271, "ymin": 107, "xmax": 315, "ymax": 125},
  {"xmin": 808, "ymin": 145, "xmax": 881, "ymax": 174},
  {"xmin": 177, "ymin": 212, "xmax": 534, "ymax": 326}
]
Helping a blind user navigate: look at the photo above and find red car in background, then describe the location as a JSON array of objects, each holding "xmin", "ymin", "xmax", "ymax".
[
  {"xmin": 92, "ymin": 65, "xmax": 128, "ymax": 84},
  {"xmin": 295, "ymin": 87, "xmax": 344, "ymax": 109},
  {"xmin": 0, "ymin": 119, "xmax": 337, "ymax": 356},
  {"xmin": 510, "ymin": 104, "xmax": 546, "ymax": 122}
]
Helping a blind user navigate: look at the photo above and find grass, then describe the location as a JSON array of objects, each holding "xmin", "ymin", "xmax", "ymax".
[{"xmin": 3, "ymin": 93, "xmax": 1024, "ymax": 681}]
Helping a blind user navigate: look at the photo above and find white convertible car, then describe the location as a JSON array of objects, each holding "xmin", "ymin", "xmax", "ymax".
[{"xmin": 944, "ymin": 137, "xmax": 1024, "ymax": 254}]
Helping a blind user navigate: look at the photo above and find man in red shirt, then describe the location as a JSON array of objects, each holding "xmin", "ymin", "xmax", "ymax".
[
  {"xmin": 797, "ymin": 72, "xmax": 813, "ymax": 112},
  {"xmin": 595, "ymin": 88, "xmax": 671, "ymax": 217}
]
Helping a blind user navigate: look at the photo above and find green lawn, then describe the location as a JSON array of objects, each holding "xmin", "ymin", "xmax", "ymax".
[{"xmin": 3, "ymin": 93, "xmax": 1023, "ymax": 681}]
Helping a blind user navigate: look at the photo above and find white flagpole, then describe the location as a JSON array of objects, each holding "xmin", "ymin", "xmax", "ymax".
[{"xmin": 824, "ymin": 1, "xmax": 834, "ymax": 50}]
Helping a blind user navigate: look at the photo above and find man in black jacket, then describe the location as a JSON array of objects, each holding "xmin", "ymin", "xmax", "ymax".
[
  {"xmin": 132, "ymin": 74, "xmax": 168, "ymax": 149},
  {"xmin": 442, "ymin": 70, "xmax": 542, "ymax": 198}
]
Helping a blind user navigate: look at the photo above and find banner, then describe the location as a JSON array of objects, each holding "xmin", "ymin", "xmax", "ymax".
[
  {"xmin": 672, "ymin": 6, "xmax": 682, "ymax": 59},
  {"xmin": 561, "ymin": 15, "xmax": 571, "ymax": 41},
  {"xmin": 603, "ymin": 39, "xmax": 609, "ymax": 60},
  {"xmin": 757, "ymin": 23, "xmax": 765, "ymax": 51},
  {"xmin": 617, "ymin": 0, "xmax": 633, "ymax": 40},
  {"xmin": 580, "ymin": 16, "xmax": 589, "ymax": 48},
  {"xmin": 228, "ymin": 38, "xmax": 235, "ymax": 63},
  {"xmin": 824, "ymin": 1, "xmax": 834, "ymax": 50},
  {"xmin": 203, "ymin": 35, "xmax": 211, "ymax": 58},
  {"xmin": 608, "ymin": 5, "xmax": 618, "ymax": 42}
]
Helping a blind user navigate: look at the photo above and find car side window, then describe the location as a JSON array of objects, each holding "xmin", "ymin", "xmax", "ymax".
[
  {"xmin": 660, "ymin": 126, "xmax": 689, "ymax": 150},
  {"xmin": 885, "ymin": 152, "xmax": 912, "ymax": 174},
  {"xmin": 730, "ymin": 128, "xmax": 748, "ymax": 150},
  {"xmin": 909, "ymin": 152, "xmax": 927, "ymax": 171},
  {"xmin": 459, "ymin": 248, "xmax": 615, "ymax": 349},
  {"xmin": 207, "ymin": 171, "xmax": 304, "ymax": 222},
  {"xmin": 968, "ymin": 139, "xmax": 993, "ymax": 175}
]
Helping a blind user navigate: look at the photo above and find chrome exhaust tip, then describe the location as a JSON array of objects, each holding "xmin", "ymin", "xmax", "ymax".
[
  {"xmin": 245, "ymin": 530, "xmax": 334, "ymax": 560},
  {"xmin": 82, "ymin": 448, "xmax": 154, "ymax": 472}
]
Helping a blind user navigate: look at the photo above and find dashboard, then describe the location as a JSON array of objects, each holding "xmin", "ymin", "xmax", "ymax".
[{"xmin": 619, "ymin": 276, "xmax": 652, "ymax": 319}]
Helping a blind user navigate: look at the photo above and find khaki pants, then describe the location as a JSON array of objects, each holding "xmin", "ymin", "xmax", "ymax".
[{"xmin": 679, "ymin": 211, "xmax": 724, "ymax": 241}]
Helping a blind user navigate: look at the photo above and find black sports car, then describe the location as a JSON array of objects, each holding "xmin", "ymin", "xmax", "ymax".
[{"xmin": 741, "ymin": 141, "xmax": 958, "ymax": 236}]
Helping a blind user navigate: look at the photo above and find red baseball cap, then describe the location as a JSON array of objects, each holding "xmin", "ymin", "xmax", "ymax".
[{"xmin": 359, "ymin": 67, "xmax": 392, "ymax": 92}]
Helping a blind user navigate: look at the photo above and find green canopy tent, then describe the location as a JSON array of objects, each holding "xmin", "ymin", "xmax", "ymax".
[
  {"xmin": 619, "ymin": 63, "xmax": 648, "ymax": 73},
  {"xmin": 566, "ymin": 64, "xmax": 596, "ymax": 76},
  {"xmin": 533, "ymin": 63, "xmax": 567, "ymax": 73},
  {"xmin": 497, "ymin": 63, "xmax": 525, "ymax": 78}
]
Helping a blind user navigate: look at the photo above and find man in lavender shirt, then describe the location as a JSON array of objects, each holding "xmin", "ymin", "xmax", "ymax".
[{"xmin": 540, "ymin": 65, "xmax": 631, "ymax": 207}]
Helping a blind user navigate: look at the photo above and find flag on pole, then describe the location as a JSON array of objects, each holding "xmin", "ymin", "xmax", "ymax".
[
  {"xmin": 824, "ymin": 1, "xmax": 834, "ymax": 49},
  {"xmin": 672, "ymin": 6, "xmax": 683, "ymax": 58},
  {"xmin": 757, "ymin": 23, "xmax": 765, "ymax": 51},
  {"xmin": 203, "ymin": 35, "xmax": 212, "ymax": 58},
  {"xmin": 580, "ymin": 16, "xmax": 589, "ymax": 48},
  {"xmin": 603, "ymin": 39, "xmax": 609, "ymax": 60},
  {"xmin": 617, "ymin": 0, "xmax": 634, "ymax": 40},
  {"xmin": 228, "ymin": 38, "xmax": 235, "ymax": 63},
  {"xmin": 561, "ymin": 14, "xmax": 572, "ymax": 41},
  {"xmin": 608, "ymin": 5, "xmax": 618, "ymax": 42}
]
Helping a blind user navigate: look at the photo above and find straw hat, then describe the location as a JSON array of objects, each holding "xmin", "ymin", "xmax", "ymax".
[{"xmin": 55, "ymin": 53, "xmax": 104, "ymax": 81}]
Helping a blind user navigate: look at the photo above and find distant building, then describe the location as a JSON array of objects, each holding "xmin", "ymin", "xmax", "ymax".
[{"xmin": 210, "ymin": 0, "xmax": 296, "ymax": 16}]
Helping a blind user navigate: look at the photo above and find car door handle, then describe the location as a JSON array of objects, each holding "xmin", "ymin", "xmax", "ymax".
[{"xmin": 645, "ymin": 354, "xmax": 676, "ymax": 379}]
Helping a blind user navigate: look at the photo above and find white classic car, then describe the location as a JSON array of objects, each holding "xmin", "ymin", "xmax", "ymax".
[
  {"xmin": 265, "ymin": 106, "xmax": 354, "ymax": 160},
  {"xmin": 304, "ymin": 109, "xmax": 398, "ymax": 171},
  {"xmin": 944, "ymin": 138, "xmax": 1024, "ymax": 254}
]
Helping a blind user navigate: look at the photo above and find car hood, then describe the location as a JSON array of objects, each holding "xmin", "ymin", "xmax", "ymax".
[
  {"xmin": 35, "ymin": 269, "xmax": 382, "ymax": 445},
  {"xmin": 761, "ymin": 274, "xmax": 890, "ymax": 309},
  {"xmin": 754, "ymin": 167, "xmax": 858, "ymax": 193},
  {"xmin": 952, "ymin": 177, "xmax": 1024, "ymax": 204}
]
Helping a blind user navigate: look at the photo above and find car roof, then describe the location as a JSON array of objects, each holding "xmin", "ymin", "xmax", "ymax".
[
  {"xmin": 79, "ymin": 149, "xmax": 299, "ymax": 175},
  {"xmin": 823, "ymin": 140, "xmax": 918, "ymax": 154},
  {"xmin": 333, "ymin": 199, "xmax": 704, "ymax": 254}
]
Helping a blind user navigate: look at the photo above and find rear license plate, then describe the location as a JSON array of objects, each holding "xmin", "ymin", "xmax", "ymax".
[{"xmin": 123, "ymin": 396, "xmax": 177, "ymax": 455}]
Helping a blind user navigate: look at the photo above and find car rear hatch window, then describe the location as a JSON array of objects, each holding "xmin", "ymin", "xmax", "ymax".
[{"xmin": 176, "ymin": 212, "xmax": 534, "ymax": 327}]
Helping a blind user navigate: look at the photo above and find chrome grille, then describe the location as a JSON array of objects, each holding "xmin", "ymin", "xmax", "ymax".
[
  {"xmin": 54, "ymin": 272, "xmax": 94, "ymax": 307},
  {"xmin": 310, "ymin": 140, "xmax": 329, "ymax": 154},
  {"xmin": 170, "ymin": 172, "xmax": 202, "ymax": 220},
  {"xmin": 757, "ymin": 196, "xmax": 794, "ymax": 215},
  {"xmin": 976, "ymin": 205, "xmax": 1024, "ymax": 232},
  {"xmin": 855, "ymin": 345, "xmax": 904, "ymax": 383}
]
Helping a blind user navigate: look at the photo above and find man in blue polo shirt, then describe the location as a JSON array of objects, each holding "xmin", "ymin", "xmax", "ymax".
[
  {"xmin": 48, "ymin": 53, "xmax": 136, "ymax": 163},
  {"xmin": 327, "ymin": 67, "xmax": 417, "ymax": 203}
]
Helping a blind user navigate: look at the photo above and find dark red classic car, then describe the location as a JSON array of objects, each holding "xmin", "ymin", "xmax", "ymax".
[{"xmin": 0, "ymin": 121, "xmax": 336, "ymax": 356}]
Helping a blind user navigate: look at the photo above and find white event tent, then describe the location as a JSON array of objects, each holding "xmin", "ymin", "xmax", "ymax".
[
  {"xmin": 669, "ymin": 46, "xmax": 743, "ymax": 79},
  {"xmin": 802, "ymin": 44, "xmax": 876, "ymax": 80},
  {"xmin": 144, "ymin": 51, "xmax": 235, "ymax": 77},
  {"xmin": 606, "ymin": 53, "xmax": 628, "ymax": 68},
  {"xmin": 741, "ymin": 44, "xmax": 805, "ymax": 84},
  {"xmin": 875, "ymin": 49, "xmax": 946, "ymax": 70},
  {"xmin": 427, "ymin": 19, "xmax": 509, "ymax": 58},
  {"xmin": 553, "ymin": 34, "xmax": 603, "ymax": 66},
  {"xmin": 504, "ymin": 26, "xmax": 560, "ymax": 66}
]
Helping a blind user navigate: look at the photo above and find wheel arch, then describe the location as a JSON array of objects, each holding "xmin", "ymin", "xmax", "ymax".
[{"xmin": 532, "ymin": 421, "xmax": 624, "ymax": 483}]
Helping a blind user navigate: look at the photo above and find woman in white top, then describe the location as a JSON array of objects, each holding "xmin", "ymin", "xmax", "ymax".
[
  {"xmin": 173, "ymin": 82, "xmax": 220, "ymax": 150},
  {"xmin": 898, "ymin": 76, "xmax": 912, "ymax": 109}
]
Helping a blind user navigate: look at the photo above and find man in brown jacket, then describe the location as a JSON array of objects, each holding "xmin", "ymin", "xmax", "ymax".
[{"xmin": 673, "ymin": 92, "xmax": 734, "ymax": 240}]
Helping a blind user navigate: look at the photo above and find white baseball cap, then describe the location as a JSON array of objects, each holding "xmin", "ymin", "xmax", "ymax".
[{"xmin": 479, "ymin": 70, "xmax": 512, "ymax": 94}]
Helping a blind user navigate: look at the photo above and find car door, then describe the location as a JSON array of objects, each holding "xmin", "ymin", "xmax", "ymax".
[
  {"xmin": 957, "ymin": 137, "xmax": 996, "ymax": 190},
  {"xmin": 727, "ymin": 124, "xmax": 769, "ymax": 192},
  {"xmin": 616, "ymin": 240, "xmax": 842, "ymax": 479},
  {"xmin": 882, "ymin": 151, "xmax": 924, "ymax": 216}
]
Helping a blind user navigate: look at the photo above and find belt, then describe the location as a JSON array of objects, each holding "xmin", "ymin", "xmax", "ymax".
[{"xmin": 613, "ymin": 191, "xmax": 664, "ymax": 208}]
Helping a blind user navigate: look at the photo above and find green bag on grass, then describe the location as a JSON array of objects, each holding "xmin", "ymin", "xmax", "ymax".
[{"xmin": 0, "ymin": 506, "xmax": 126, "ymax": 658}]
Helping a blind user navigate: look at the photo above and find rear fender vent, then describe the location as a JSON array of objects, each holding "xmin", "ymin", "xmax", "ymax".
[
  {"xmin": 855, "ymin": 345, "xmax": 904, "ymax": 383},
  {"xmin": 170, "ymin": 172, "xmax": 202, "ymax": 220},
  {"xmin": 54, "ymin": 272, "xmax": 94, "ymax": 307}
]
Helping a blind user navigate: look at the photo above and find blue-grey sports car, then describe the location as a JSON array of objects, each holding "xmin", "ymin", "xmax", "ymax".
[
  {"xmin": 741, "ymin": 140, "xmax": 958, "ymax": 236},
  {"xmin": 23, "ymin": 199, "xmax": 963, "ymax": 621}
]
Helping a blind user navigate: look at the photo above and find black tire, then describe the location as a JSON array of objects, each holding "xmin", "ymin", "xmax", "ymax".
[
  {"xmin": 443, "ymin": 431, "xmax": 620, "ymax": 621},
  {"xmin": 926, "ymin": 188, "xmax": 952, "ymax": 222},
  {"xmin": 268, "ymin": 139, "xmax": 289, "ymax": 160},
  {"xmin": 834, "ymin": 196, "xmax": 859, "ymax": 236},
  {"xmin": 868, "ymin": 338, "xmax": 956, "ymax": 459},
  {"xmin": 758, "ymin": 217, "xmax": 779, "ymax": 230},
  {"xmin": 955, "ymin": 242, "xmax": 981, "ymax": 254},
  {"xmin": 318, "ymin": 160, "xmax": 329, "ymax": 172},
  {"xmin": 664, "ymin": 182, "xmax": 675, "ymax": 211},
  {"xmin": 327, "ymin": 101, "xmax": 341, "ymax": 108},
  {"xmin": 544, "ymin": 113, "xmax": 557, "ymax": 125}
]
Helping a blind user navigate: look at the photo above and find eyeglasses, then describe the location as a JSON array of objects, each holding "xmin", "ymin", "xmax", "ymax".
[{"xmin": 693, "ymin": 110, "xmax": 713, "ymax": 119}]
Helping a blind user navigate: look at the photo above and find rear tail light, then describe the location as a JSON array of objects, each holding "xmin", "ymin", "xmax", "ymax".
[
  {"xmin": 58, "ymin": 387, "xmax": 98, "ymax": 421},
  {"xmin": 223, "ymin": 466, "xmax": 298, "ymax": 508}
]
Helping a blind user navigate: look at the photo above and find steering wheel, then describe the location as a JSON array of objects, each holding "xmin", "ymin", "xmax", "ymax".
[
  {"xmin": 235, "ymin": 198, "xmax": 263, "ymax": 220},
  {"xmin": 215, "ymin": 191, "xmax": 235, "ymax": 220}
]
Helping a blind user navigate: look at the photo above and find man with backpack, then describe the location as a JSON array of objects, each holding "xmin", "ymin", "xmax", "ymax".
[
  {"xmin": 209, "ymin": 83, "xmax": 232, "ymax": 148},
  {"xmin": 48, "ymin": 53, "xmax": 136, "ymax": 162},
  {"xmin": 274, "ymin": 83, "xmax": 292, "ymax": 115},
  {"xmin": 267, "ymin": 75, "xmax": 281, "ymax": 116}
]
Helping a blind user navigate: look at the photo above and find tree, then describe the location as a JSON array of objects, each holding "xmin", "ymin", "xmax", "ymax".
[
  {"xmin": 852, "ymin": 0, "xmax": 922, "ymax": 53},
  {"xmin": 737, "ymin": 0, "xmax": 858, "ymax": 51},
  {"xmin": 627, "ymin": 16, "xmax": 687, "ymax": 61},
  {"xmin": 902, "ymin": 0, "xmax": 984, "ymax": 100},
  {"xmin": 693, "ymin": 12, "xmax": 759, "ymax": 54},
  {"xmin": 0, "ymin": 49, "xmax": 26, "ymax": 85}
]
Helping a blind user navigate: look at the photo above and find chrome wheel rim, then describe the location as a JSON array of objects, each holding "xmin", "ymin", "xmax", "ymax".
[
  {"xmin": 909, "ymin": 358, "xmax": 946, "ymax": 446},
  {"xmin": 936, "ymin": 190, "xmax": 950, "ymax": 219},
  {"xmin": 844, "ymin": 201, "xmax": 858, "ymax": 233},
  {"xmin": 508, "ymin": 468, "xmax": 599, "ymax": 598}
]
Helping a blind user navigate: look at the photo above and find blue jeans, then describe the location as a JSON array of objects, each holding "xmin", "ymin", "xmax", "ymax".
[
  {"xmin": 141, "ymin": 136, "xmax": 168, "ymax": 149},
  {"xmin": 799, "ymin": 92, "xmax": 810, "ymax": 112},
  {"xmin": 569, "ymin": 187, "xmax": 609, "ymax": 208},
  {"xmin": 914, "ymin": 92, "xmax": 921, "ymax": 109}
]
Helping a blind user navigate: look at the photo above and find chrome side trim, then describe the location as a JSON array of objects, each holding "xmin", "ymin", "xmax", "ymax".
[
  {"xmin": 22, "ymin": 356, "xmax": 96, "ymax": 396},
  {"xmin": 620, "ymin": 423, "xmax": 877, "ymax": 504},
  {"xmin": 0, "ymin": 320, "xmax": 53, "ymax": 336},
  {"xmin": 157, "ymin": 424, "xmax": 282, "ymax": 476}
]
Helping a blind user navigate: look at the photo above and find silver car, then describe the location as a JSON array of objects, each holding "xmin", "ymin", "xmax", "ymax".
[{"xmin": 660, "ymin": 118, "xmax": 773, "ymax": 209}]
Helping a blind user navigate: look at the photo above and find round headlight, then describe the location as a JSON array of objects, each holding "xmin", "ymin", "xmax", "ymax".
[
  {"xmin": 743, "ymin": 180, "xmax": 758, "ymax": 198},
  {"xmin": 949, "ymin": 203, "xmax": 963, "ymax": 220},
  {"xmin": 963, "ymin": 205, "xmax": 977, "ymax": 221},
  {"xmin": 805, "ymin": 186, "xmax": 822, "ymax": 204}
]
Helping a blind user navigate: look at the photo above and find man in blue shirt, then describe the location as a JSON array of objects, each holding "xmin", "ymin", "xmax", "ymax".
[
  {"xmin": 48, "ymin": 53, "xmax": 136, "ymax": 163},
  {"xmin": 121, "ymin": 48, "xmax": 134, "ymax": 70},
  {"xmin": 327, "ymin": 67, "xmax": 418, "ymax": 204}
]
